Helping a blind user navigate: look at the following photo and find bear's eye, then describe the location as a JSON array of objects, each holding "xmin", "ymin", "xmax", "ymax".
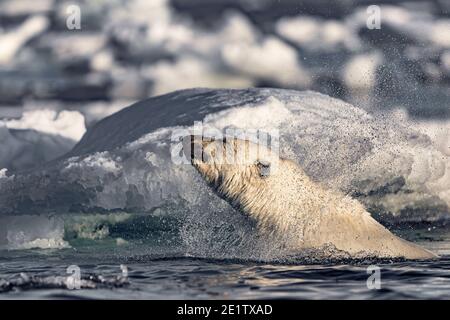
[
  {"xmin": 256, "ymin": 160, "xmax": 271, "ymax": 177},
  {"xmin": 202, "ymin": 145, "xmax": 216, "ymax": 163},
  {"xmin": 202, "ymin": 151, "xmax": 210, "ymax": 163}
]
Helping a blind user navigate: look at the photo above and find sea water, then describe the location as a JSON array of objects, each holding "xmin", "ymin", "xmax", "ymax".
[{"xmin": 1, "ymin": 225, "xmax": 450, "ymax": 299}]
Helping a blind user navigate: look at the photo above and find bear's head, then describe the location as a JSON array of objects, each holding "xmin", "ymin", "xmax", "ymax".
[{"xmin": 182, "ymin": 135, "xmax": 278, "ymax": 193}]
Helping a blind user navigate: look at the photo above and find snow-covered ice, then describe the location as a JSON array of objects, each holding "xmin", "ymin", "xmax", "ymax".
[
  {"xmin": 0, "ymin": 88, "xmax": 448, "ymax": 225},
  {"xmin": 0, "ymin": 109, "xmax": 85, "ymax": 171}
]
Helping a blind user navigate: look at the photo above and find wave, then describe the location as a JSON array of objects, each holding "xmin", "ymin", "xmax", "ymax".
[{"xmin": 0, "ymin": 270, "xmax": 128, "ymax": 293}]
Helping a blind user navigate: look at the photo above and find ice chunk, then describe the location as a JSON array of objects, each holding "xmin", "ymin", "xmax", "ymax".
[
  {"xmin": 0, "ymin": 15, "xmax": 49, "ymax": 65},
  {"xmin": 143, "ymin": 57, "xmax": 253, "ymax": 96},
  {"xmin": 276, "ymin": 15, "xmax": 359, "ymax": 52},
  {"xmin": 0, "ymin": 109, "xmax": 86, "ymax": 171},
  {"xmin": 221, "ymin": 37, "xmax": 311, "ymax": 87},
  {"xmin": 5, "ymin": 109, "xmax": 85, "ymax": 141},
  {"xmin": 0, "ymin": 215, "xmax": 68, "ymax": 250},
  {"xmin": 0, "ymin": 88, "xmax": 448, "ymax": 224},
  {"xmin": 342, "ymin": 52, "xmax": 383, "ymax": 91}
]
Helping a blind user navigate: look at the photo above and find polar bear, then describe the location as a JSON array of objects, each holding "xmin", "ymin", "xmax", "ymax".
[{"xmin": 183, "ymin": 135, "xmax": 437, "ymax": 260}]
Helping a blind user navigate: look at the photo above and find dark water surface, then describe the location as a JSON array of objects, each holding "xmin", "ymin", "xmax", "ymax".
[{"xmin": 1, "ymin": 230, "xmax": 450, "ymax": 300}]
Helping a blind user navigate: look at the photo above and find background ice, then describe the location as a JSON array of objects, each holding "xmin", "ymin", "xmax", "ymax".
[
  {"xmin": 0, "ymin": 0, "xmax": 448, "ymax": 118},
  {"xmin": 0, "ymin": 109, "xmax": 85, "ymax": 171}
]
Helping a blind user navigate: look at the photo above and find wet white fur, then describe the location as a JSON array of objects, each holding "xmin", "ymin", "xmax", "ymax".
[{"xmin": 189, "ymin": 136, "xmax": 437, "ymax": 259}]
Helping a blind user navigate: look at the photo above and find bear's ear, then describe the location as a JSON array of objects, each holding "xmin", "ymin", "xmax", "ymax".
[{"xmin": 256, "ymin": 159, "xmax": 271, "ymax": 177}]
